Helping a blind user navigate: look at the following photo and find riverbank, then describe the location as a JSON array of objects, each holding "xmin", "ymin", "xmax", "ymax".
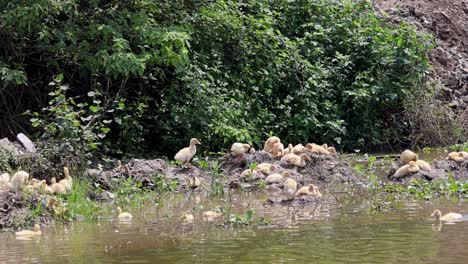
[{"xmin": 1, "ymin": 143, "xmax": 468, "ymax": 231}]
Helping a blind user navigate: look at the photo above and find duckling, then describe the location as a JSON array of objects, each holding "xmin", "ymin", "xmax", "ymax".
[
  {"xmin": 263, "ymin": 136, "xmax": 281, "ymax": 153},
  {"xmin": 393, "ymin": 161, "xmax": 420, "ymax": 178},
  {"xmin": 8, "ymin": 171, "xmax": 30, "ymax": 192},
  {"xmin": 249, "ymin": 148, "xmax": 256, "ymax": 154},
  {"xmin": 431, "ymin": 210, "xmax": 463, "ymax": 225},
  {"xmin": 400, "ymin": 150, "xmax": 418, "ymax": 165},
  {"xmin": 15, "ymin": 224, "xmax": 41, "ymax": 236},
  {"xmin": 460, "ymin": 151, "xmax": 468, "ymax": 160},
  {"xmin": 270, "ymin": 142, "xmax": 284, "ymax": 158},
  {"xmin": 231, "ymin": 143, "xmax": 251, "ymax": 155},
  {"xmin": 305, "ymin": 143, "xmax": 330, "ymax": 155},
  {"xmin": 292, "ymin": 144, "xmax": 305, "ymax": 155},
  {"xmin": 181, "ymin": 213, "xmax": 195, "ymax": 224},
  {"xmin": 240, "ymin": 168, "xmax": 264, "ymax": 181},
  {"xmin": 295, "ymin": 184, "xmax": 322, "ymax": 198},
  {"xmin": 282, "ymin": 144, "xmax": 294, "ymax": 157},
  {"xmin": 281, "ymin": 153, "xmax": 311, "ymax": 167},
  {"xmin": 188, "ymin": 175, "xmax": 201, "ymax": 189},
  {"xmin": 174, "ymin": 138, "xmax": 201, "ymax": 164},
  {"xmin": 58, "ymin": 167, "xmax": 73, "ymax": 193},
  {"xmin": 256, "ymin": 163, "xmax": 277, "ymax": 175},
  {"xmin": 117, "ymin": 207, "xmax": 133, "ymax": 220},
  {"xmin": 415, "ymin": 159, "xmax": 432, "ymax": 172},
  {"xmin": 0, "ymin": 173, "xmax": 10, "ymax": 187},
  {"xmin": 47, "ymin": 197, "xmax": 67, "ymax": 216},
  {"xmin": 32, "ymin": 179, "xmax": 47, "ymax": 193},
  {"xmin": 202, "ymin": 210, "xmax": 223, "ymax": 222},
  {"xmin": 50, "ymin": 177, "xmax": 66, "ymax": 194},
  {"xmin": 448, "ymin": 152, "xmax": 465, "ymax": 162},
  {"xmin": 264, "ymin": 172, "xmax": 289, "ymax": 184},
  {"xmin": 283, "ymin": 177, "xmax": 298, "ymax": 197}
]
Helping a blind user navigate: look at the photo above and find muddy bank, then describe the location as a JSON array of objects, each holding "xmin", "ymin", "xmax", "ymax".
[
  {"xmin": 386, "ymin": 154, "xmax": 468, "ymax": 183},
  {"xmin": 0, "ymin": 190, "xmax": 51, "ymax": 230},
  {"xmin": 90, "ymin": 151, "xmax": 360, "ymax": 200}
]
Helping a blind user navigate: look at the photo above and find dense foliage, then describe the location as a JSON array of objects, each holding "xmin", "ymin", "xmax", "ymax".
[{"xmin": 0, "ymin": 0, "xmax": 432, "ymax": 156}]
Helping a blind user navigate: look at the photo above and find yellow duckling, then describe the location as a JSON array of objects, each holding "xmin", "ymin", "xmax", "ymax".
[
  {"xmin": 8, "ymin": 171, "xmax": 30, "ymax": 192},
  {"xmin": 47, "ymin": 197, "xmax": 67, "ymax": 216},
  {"xmin": 415, "ymin": 159, "xmax": 432, "ymax": 172},
  {"xmin": 263, "ymin": 136, "xmax": 281, "ymax": 153},
  {"xmin": 174, "ymin": 138, "xmax": 201, "ymax": 164},
  {"xmin": 400, "ymin": 150, "xmax": 418, "ymax": 165},
  {"xmin": 264, "ymin": 172, "xmax": 289, "ymax": 184},
  {"xmin": 448, "ymin": 152, "xmax": 465, "ymax": 162},
  {"xmin": 431, "ymin": 210, "xmax": 463, "ymax": 225},
  {"xmin": 292, "ymin": 144, "xmax": 305, "ymax": 155},
  {"xmin": 283, "ymin": 177, "xmax": 298, "ymax": 197},
  {"xmin": 0, "ymin": 173, "xmax": 10, "ymax": 187},
  {"xmin": 59, "ymin": 167, "xmax": 73, "ymax": 193},
  {"xmin": 305, "ymin": 143, "xmax": 330, "ymax": 155},
  {"xmin": 295, "ymin": 184, "xmax": 322, "ymax": 198},
  {"xmin": 393, "ymin": 161, "xmax": 420, "ymax": 178},
  {"xmin": 281, "ymin": 153, "xmax": 311, "ymax": 167},
  {"xmin": 327, "ymin": 146, "xmax": 337, "ymax": 155},
  {"xmin": 181, "ymin": 213, "xmax": 195, "ymax": 224},
  {"xmin": 117, "ymin": 207, "xmax": 133, "ymax": 220},
  {"xmin": 231, "ymin": 143, "xmax": 251, "ymax": 155},
  {"xmin": 31, "ymin": 179, "xmax": 47, "ymax": 193},
  {"xmin": 15, "ymin": 224, "xmax": 42, "ymax": 236},
  {"xmin": 188, "ymin": 175, "xmax": 201, "ymax": 189},
  {"xmin": 202, "ymin": 210, "xmax": 223, "ymax": 222},
  {"xmin": 460, "ymin": 151, "xmax": 468, "ymax": 160},
  {"xmin": 282, "ymin": 144, "xmax": 294, "ymax": 157},
  {"xmin": 270, "ymin": 142, "xmax": 284, "ymax": 158},
  {"xmin": 256, "ymin": 163, "xmax": 277, "ymax": 175},
  {"xmin": 50, "ymin": 177, "xmax": 66, "ymax": 194}
]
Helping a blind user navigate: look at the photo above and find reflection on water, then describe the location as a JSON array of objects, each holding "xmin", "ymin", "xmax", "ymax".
[{"xmin": 1, "ymin": 193, "xmax": 468, "ymax": 264}]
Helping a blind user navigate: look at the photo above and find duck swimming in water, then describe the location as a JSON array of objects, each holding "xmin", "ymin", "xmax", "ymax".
[
  {"xmin": 15, "ymin": 224, "xmax": 41, "ymax": 237},
  {"xmin": 117, "ymin": 207, "xmax": 133, "ymax": 220},
  {"xmin": 431, "ymin": 210, "xmax": 463, "ymax": 225}
]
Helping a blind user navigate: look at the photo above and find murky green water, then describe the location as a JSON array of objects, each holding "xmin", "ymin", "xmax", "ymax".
[{"xmin": 1, "ymin": 191, "xmax": 468, "ymax": 264}]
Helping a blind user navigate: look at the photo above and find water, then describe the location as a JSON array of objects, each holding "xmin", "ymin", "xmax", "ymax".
[{"xmin": 1, "ymin": 192, "xmax": 468, "ymax": 264}]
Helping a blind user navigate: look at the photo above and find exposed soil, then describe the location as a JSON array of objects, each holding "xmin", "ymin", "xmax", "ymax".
[
  {"xmin": 90, "ymin": 151, "xmax": 359, "ymax": 203},
  {"xmin": 0, "ymin": 190, "xmax": 50, "ymax": 230},
  {"xmin": 374, "ymin": 0, "xmax": 468, "ymax": 109}
]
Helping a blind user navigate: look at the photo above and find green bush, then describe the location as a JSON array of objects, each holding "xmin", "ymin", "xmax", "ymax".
[{"xmin": 0, "ymin": 0, "xmax": 432, "ymax": 156}]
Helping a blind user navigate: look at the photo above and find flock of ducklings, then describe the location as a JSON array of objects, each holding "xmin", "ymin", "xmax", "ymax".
[
  {"xmin": 11, "ymin": 140, "xmax": 468, "ymax": 235},
  {"xmin": 0, "ymin": 167, "xmax": 73, "ymax": 195},
  {"xmin": 391, "ymin": 149, "xmax": 468, "ymax": 179},
  {"xmin": 447, "ymin": 151, "xmax": 468, "ymax": 163},
  {"xmin": 174, "ymin": 136, "xmax": 335, "ymax": 198},
  {"xmin": 0, "ymin": 167, "xmax": 73, "ymax": 237},
  {"xmin": 174, "ymin": 136, "xmax": 337, "ymax": 223},
  {"xmin": 391, "ymin": 150, "xmax": 432, "ymax": 178}
]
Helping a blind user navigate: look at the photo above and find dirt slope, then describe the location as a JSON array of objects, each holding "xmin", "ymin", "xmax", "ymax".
[{"xmin": 375, "ymin": 0, "xmax": 468, "ymax": 108}]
